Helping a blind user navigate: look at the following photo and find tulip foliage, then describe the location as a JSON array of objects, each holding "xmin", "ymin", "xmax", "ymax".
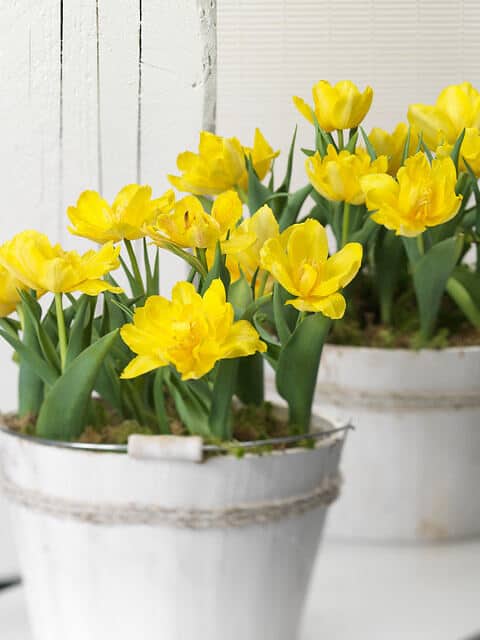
[
  {"xmin": 293, "ymin": 80, "xmax": 480, "ymax": 344},
  {"xmin": 0, "ymin": 126, "xmax": 361, "ymax": 442},
  {"xmin": 3, "ymin": 79, "xmax": 480, "ymax": 443}
]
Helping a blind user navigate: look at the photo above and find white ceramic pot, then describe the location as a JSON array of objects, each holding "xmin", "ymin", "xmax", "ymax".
[
  {"xmin": 315, "ymin": 345, "xmax": 480, "ymax": 543},
  {"xmin": 0, "ymin": 416, "xmax": 344, "ymax": 640},
  {"xmin": 0, "ymin": 492, "xmax": 18, "ymax": 582}
]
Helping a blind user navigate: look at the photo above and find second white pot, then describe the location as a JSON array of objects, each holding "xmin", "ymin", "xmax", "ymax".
[
  {"xmin": 0, "ymin": 414, "xmax": 344, "ymax": 640},
  {"xmin": 315, "ymin": 345, "xmax": 480, "ymax": 543}
]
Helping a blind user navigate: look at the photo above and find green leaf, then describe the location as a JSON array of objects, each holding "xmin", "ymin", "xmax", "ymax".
[
  {"xmin": 164, "ymin": 368, "xmax": 212, "ymax": 438},
  {"xmin": 144, "ymin": 240, "xmax": 160, "ymax": 296},
  {"xmin": 420, "ymin": 137, "xmax": 433, "ymax": 163},
  {"xmin": 276, "ymin": 314, "xmax": 331, "ymax": 432},
  {"xmin": 246, "ymin": 155, "xmax": 273, "ymax": 214},
  {"xmin": 94, "ymin": 356, "xmax": 123, "ymax": 412},
  {"xmin": 273, "ymin": 283, "xmax": 293, "ymax": 345},
  {"xmin": 209, "ymin": 359, "xmax": 238, "ymax": 440},
  {"xmin": 351, "ymin": 217, "xmax": 379, "ymax": 247},
  {"xmin": 301, "ymin": 147, "xmax": 316, "ymax": 157},
  {"xmin": 253, "ymin": 312, "xmax": 281, "ymax": 368},
  {"xmin": 201, "ymin": 241, "xmax": 230, "ymax": 294},
  {"xmin": 450, "ymin": 128, "xmax": 466, "ymax": 173},
  {"xmin": 65, "ymin": 295, "xmax": 95, "ymax": 367},
  {"xmin": 278, "ymin": 185, "xmax": 312, "ymax": 231},
  {"xmin": 374, "ymin": 230, "xmax": 406, "ymax": 324},
  {"xmin": 236, "ymin": 353, "xmax": 264, "ymax": 406},
  {"xmin": 18, "ymin": 290, "xmax": 61, "ymax": 373},
  {"xmin": 446, "ymin": 267, "xmax": 480, "ymax": 328},
  {"xmin": 360, "ymin": 127, "xmax": 377, "ymax": 160},
  {"xmin": 271, "ymin": 127, "xmax": 298, "ymax": 218},
  {"xmin": 197, "ymin": 195, "xmax": 213, "ymax": 213},
  {"xmin": 153, "ymin": 369, "xmax": 171, "ymax": 434},
  {"xmin": 36, "ymin": 330, "xmax": 119, "ymax": 440},
  {"xmin": 228, "ymin": 271, "xmax": 253, "ymax": 319},
  {"xmin": 412, "ymin": 235, "xmax": 464, "ymax": 341},
  {"xmin": 0, "ymin": 328, "xmax": 58, "ymax": 388},
  {"xmin": 346, "ymin": 129, "xmax": 359, "ymax": 153},
  {"xmin": 463, "ymin": 159, "xmax": 480, "ymax": 234},
  {"xmin": 400, "ymin": 126, "xmax": 412, "ymax": 166}
]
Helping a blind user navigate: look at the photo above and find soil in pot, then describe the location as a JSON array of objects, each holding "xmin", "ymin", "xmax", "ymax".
[{"xmin": 329, "ymin": 273, "xmax": 480, "ymax": 349}]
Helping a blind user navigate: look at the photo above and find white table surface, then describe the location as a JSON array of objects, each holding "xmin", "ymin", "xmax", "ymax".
[{"xmin": 2, "ymin": 540, "xmax": 480, "ymax": 639}]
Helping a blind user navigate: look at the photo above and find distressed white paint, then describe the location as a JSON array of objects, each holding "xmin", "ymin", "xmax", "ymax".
[
  {"xmin": 0, "ymin": 421, "xmax": 343, "ymax": 640},
  {"xmin": 315, "ymin": 346, "xmax": 480, "ymax": 542},
  {"xmin": 0, "ymin": 0, "xmax": 217, "ymax": 577}
]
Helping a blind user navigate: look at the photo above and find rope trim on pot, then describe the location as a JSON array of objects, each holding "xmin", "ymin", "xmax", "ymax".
[{"xmin": 0, "ymin": 472, "xmax": 341, "ymax": 529}]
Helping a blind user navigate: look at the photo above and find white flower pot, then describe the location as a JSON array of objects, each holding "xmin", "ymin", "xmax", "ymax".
[
  {"xmin": 0, "ymin": 492, "xmax": 18, "ymax": 581},
  {"xmin": 0, "ymin": 415, "xmax": 344, "ymax": 640},
  {"xmin": 315, "ymin": 345, "xmax": 480, "ymax": 543}
]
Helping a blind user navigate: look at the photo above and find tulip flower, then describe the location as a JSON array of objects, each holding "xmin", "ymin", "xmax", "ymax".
[
  {"xmin": 0, "ymin": 265, "xmax": 26, "ymax": 317},
  {"xmin": 168, "ymin": 129, "xmax": 279, "ymax": 196},
  {"xmin": 149, "ymin": 191, "xmax": 242, "ymax": 250},
  {"xmin": 0, "ymin": 230, "xmax": 122, "ymax": 295},
  {"xmin": 293, "ymin": 80, "xmax": 373, "ymax": 132},
  {"xmin": 436, "ymin": 127, "xmax": 480, "ymax": 176},
  {"xmin": 67, "ymin": 185, "xmax": 174, "ymax": 243},
  {"xmin": 260, "ymin": 218, "xmax": 362, "ymax": 317},
  {"xmin": 361, "ymin": 152, "xmax": 462, "ymax": 237},
  {"xmin": 306, "ymin": 145, "xmax": 388, "ymax": 205},
  {"xmin": 222, "ymin": 205, "xmax": 279, "ymax": 284},
  {"xmin": 408, "ymin": 82, "xmax": 480, "ymax": 149},
  {"xmin": 120, "ymin": 279, "xmax": 266, "ymax": 380},
  {"xmin": 368, "ymin": 123, "xmax": 419, "ymax": 176}
]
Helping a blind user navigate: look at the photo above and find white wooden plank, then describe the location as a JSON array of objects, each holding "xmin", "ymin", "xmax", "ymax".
[
  {"xmin": 141, "ymin": 0, "xmax": 217, "ymax": 294},
  {"xmin": 97, "ymin": 0, "xmax": 140, "ymax": 200},
  {"xmin": 0, "ymin": 0, "xmax": 62, "ymax": 409},
  {"xmin": 60, "ymin": 0, "xmax": 99, "ymax": 249}
]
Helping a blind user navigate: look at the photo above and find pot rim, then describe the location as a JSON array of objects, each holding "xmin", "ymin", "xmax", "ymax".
[
  {"xmin": 324, "ymin": 343, "xmax": 480, "ymax": 356},
  {"xmin": 0, "ymin": 421, "xmax": 351, "ymax": 455}
]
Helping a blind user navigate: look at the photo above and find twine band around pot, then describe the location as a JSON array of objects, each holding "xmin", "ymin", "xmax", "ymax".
[{"xmin": 0, "ymin": 472, "xmax": 341, "ymax": 529}]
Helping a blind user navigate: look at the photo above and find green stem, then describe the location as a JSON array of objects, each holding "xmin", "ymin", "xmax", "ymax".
[
  {"xmin": 295, "ymin": 310, "xmax": 307, "ymax": 329},
  {"xmin": 337, "ymin": 129, "xmax": 345, "ymax": 149},
  {"xmin": 55, "ymin": 293, "xmax": 68, "ymax": 372},
  {"xmin": 341, "ymin": 201, "xmax": 351, "ymax": 247},
  {"xmin": 446, "ymin": 277, "xmax": 480, "ymax": 329},
  {"xmin": 416, "ymin": 234, "xmax": 425, "ymax": 256},
  {"xmin": 236, "ymin": 185, "xmax": 248, "ymax": 204},
  {"xmin": 196, "ymin": 248, "xmax": 208, "ymax": 273},
  {"xmin": 124, "ymin": 239, "xmax": 145, "ymax": 295},
  {"xmin": 256, "ymin": 270, "xmax": 269, "ymax": 299}
]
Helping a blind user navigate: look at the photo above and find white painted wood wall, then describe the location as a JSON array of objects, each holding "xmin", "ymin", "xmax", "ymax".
[
  {"xmin": 0, "ymin": 0, "xmax": 216, "ymax": 409},
  {"xmin": 1, "ymin": 0, "xmax": 480, "ymax": 409}
]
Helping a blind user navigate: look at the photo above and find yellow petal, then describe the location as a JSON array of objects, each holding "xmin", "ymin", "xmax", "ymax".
[
  {"xmin": 293, "ymin": 96, "xmax": 314, "ymax": 124},
  {"xmin": 287, "ymin": 292, "xmax": 346, "ymax": 318},
  {"xmin": 314, "ymin": 243, "xmax": 363, "ymax": 297},
  {"xmin": 120, "ymin": 355, "xmax": 166, "ymax": 379}
]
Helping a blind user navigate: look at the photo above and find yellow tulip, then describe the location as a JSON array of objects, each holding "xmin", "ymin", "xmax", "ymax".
[
  {"xmin": 120, "ymin": 279, "xmax": 266, "ymax": 380},
  {"xmin": 360, "ymin": 152, "xmax": 462, "ymax": 237},
  {"xmin": 306, "ymin": 145, "xmax": 388, "ymax": 205},
  {"xmin": 149, "ymin": 191, "xmax": 242, "ymax": 250},
  {"xmin": 0, "ymin": 230, "xmax": 122, "ymax": 295},
  {"xmin": 408, "ymin": 82, "xmax": 480, "ymax": 148},
  {"xmin": 221, "ymin": 205, "xmax": 279, "ymax": 284},
  {"xmin": 436, "ymin": 127, "xmax": 480, "ymax": 176},
  {"xmin": 293, "ymin": 80, "xmax": 373, "ymax": 132},
  {"xmin": 260, "ymin": 219, "xmax": 362, "ymax": 317},
  {"xmin": 0, "ymin": 265, "xmax": 25, "ymax": 317},
  {"xmin": 67, "ymin": 185, "xmax": 174, "ymax": 243},
  {"xmin": 168, "ymin": 129, "xmax": 279, "ymax": 196},
  {"xmin": 368, "ymin": 123, "xmax": 419, "ymax": 175}
]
